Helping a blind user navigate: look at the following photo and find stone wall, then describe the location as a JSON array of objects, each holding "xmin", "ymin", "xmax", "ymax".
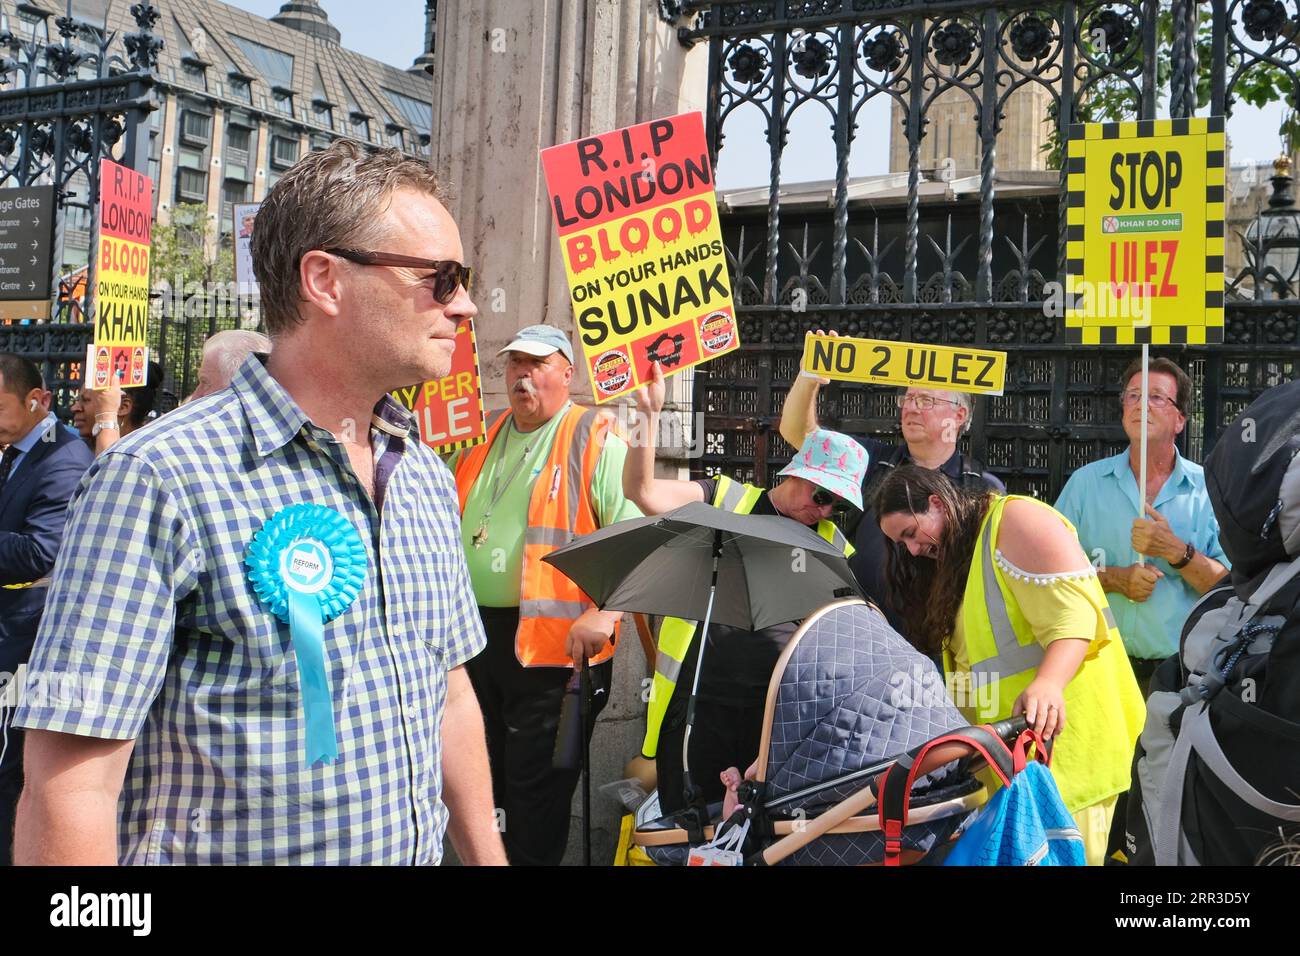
[{"xmin": 430, "ymin": 0, "xmax": 707, "ymax": 865}]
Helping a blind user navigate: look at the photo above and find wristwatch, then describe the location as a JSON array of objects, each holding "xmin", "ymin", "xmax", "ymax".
[
  {"xmin": 92, "ymin": 418, "xmax": 120, "ymax": 437},
  {"xmin": 1170, "ymin": 541, "xmax": 1196, "ymax": 569}
]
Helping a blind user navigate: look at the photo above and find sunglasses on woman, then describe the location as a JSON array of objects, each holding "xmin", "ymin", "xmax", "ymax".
[{"xmin": 324, "ymin": 248, "xmax": 474, "ymax": 306}]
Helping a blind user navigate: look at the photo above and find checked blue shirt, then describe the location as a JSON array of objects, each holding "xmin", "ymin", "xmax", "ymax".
[{"xmin": 14, "ymin": 356, "xmax": 486, "ymax": 864}]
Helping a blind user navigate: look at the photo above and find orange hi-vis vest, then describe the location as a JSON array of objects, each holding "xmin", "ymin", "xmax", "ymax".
[{"xmin": 453, "ymin": 404, "xmax": 619, "ymax": 668}]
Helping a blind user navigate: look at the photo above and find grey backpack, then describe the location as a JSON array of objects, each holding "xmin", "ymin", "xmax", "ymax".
[{"xmin": 1111, "ymin": 379, "xmax": 1300, "ymax": 866}]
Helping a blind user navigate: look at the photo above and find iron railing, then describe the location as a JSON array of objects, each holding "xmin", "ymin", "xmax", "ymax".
[
  {"xmin": 0, "ymin": 1, "xmax": 160, "ymax": 407},
  {"xmin": 679, "ymin": 0, "xmax": 1300, "ymax": 498}
]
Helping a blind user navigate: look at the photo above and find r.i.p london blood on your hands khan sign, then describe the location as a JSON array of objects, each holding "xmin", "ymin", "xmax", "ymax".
[{"xmin": 89, "ymin": 158, "xmax": 153, "ymax": 388}]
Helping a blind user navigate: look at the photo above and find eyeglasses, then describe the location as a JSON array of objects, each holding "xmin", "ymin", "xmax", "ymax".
[
  {"xmin": 324, "ymin": 248, "xmax": 473, "ymax": 306},
  {"xmin": 1120, "ymin": 389, "xmax": 1178, "ymax": 411},
  {"xmin": 897, "ymin": 394, "xmax": 958, "ymax": 411}
]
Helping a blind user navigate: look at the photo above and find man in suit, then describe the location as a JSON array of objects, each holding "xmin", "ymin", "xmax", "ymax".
[{"xmin": 0, "ymin": 353, "xmax": 92, "ymax": 863}]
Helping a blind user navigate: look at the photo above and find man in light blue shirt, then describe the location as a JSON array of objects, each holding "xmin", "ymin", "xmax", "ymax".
[{"xmin": 1055, "ymin": 357, "xmax": 1229, "ymax": 685}]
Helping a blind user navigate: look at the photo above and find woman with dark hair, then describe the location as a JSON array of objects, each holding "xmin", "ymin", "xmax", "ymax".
[
  {"xmin": 68, "ymin": 361, "xmax": 164, "ymax": 456},
  {"xmin": 872, "ymin": 464, "xmax": 1145, "ymax": 865}
]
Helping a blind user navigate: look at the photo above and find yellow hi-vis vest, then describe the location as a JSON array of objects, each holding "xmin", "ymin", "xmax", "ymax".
[
  {"xmin": 947, "ymin": 494, "xmax": 1144, "ymax": 812},
  {"xmin": 640, "ymin": 475, "xmax": 855, "ymax": 759}
]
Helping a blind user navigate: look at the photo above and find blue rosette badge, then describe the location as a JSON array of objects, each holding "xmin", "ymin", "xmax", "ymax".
[{"xmin": 246, "ymin": 503, "xmax": 367, "ymax": 768}]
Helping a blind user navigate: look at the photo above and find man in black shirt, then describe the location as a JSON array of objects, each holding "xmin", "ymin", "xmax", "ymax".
[{"xmin": 779, "ymin": 364, "xmax": 1003, "ymax": 634}]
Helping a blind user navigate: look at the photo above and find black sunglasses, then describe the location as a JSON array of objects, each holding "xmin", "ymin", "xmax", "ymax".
[
  {"xmin": 812, "ymin": 487, "xmax": 846, "ymax": 510},
  {"xmin": 324, "ymin": 248, "xmax": 473, "ymax": 306}
]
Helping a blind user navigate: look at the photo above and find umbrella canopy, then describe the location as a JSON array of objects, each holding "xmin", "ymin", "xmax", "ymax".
[{"xmin": 542, "ymin": 502, "xmax": 861, "ymax": 631}]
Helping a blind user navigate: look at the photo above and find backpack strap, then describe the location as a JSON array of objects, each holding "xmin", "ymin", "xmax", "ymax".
[
  {"xmin": 1181, "ymin": 553, "xmax": 1300, "ymax": 706},
  {"xmin": 1155, "ymin": 554, "xmax": 1300, "ymax": 865}
]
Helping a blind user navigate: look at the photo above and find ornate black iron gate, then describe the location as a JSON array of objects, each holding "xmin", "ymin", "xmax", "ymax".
[
  {"xmin": 0, "ymin": 2, "xmax": 160, "ymax": 412},
  {"xmin": 680, "ymin": 0, "xmax": 1300, "ymax": 499}
]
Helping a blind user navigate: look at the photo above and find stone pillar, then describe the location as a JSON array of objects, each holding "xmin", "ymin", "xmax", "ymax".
[
  {"xmin": 205, "ymin": 106, "xmax": 227, "ymax": 259},
  {"xmin": 431, "ymin": 0, "xmax": 707, "ymax": 410},
  {"xmin": 251, "ymin": 119, "xmax": 271, "ymax": 202},
  {"xmin": 154, "ymin": 93, "xmax": 179, "ymax": 225},
  {"xmin": 430, "ymin": 0, "xmax": 707, "ymax": 865}
]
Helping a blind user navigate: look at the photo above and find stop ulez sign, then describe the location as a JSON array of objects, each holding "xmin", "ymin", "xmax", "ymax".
[{"xmin": 1063, "ymin": 117, "xmax": 1226, "ymax": 346}]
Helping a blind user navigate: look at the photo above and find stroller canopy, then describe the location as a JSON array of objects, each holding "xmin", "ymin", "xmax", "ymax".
[{"xmin": 763, "ymin": 601, "xmax": 967, "ymax": 811}]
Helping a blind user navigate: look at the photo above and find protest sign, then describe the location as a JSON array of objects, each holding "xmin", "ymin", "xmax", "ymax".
[
  {"xmin": 541, "ymin": 111, "xmax": 739, "ymax": 403},
  {"xmin": 801, "ymin": 333, "xmax": 1007, "ymax": 396},
  {"xmin": 90, "ymin": 158, "xmax": 153, "ymax": 388},
  {"xmin": 391, "ymin": 318, "xmax": 486, "ymax": 454},
  {"xmin": 233, "ymin": 202, "xmax": 259, "ymax": 295},
  {"xmin": 1064, "ymin": 117, "xmax": 1225, "ymax": 345}
]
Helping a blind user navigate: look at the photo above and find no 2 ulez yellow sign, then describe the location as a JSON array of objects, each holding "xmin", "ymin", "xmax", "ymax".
[
  {"xmin": 1064, "ymin": 117, "xmax": 1225, "ymax": 345},
  {"xmin": 800, "ymin": 333, "xmax": 1007, "ymax": 396}
]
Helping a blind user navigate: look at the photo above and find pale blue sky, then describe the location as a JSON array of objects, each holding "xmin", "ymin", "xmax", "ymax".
[
  {"xmin": 223, "ymin": 0, "xmax": 427, "ymax": 71},
  {"xmin": 223, "ymin": 1, "xmax": 1288, "ymax": 190},
  {"xmin": 711, "ymin": 97, "xmax": 1288, "ymax": 190}
]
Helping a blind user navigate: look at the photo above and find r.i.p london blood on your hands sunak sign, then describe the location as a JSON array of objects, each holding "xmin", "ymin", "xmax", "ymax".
[{"xmin": 542, "ymin": 112, "xmax": 739, "ymax": 403}]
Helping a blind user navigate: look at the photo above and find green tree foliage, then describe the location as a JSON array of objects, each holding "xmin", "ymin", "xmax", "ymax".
[
  {"xmin": 1041, "ymin": 11, "xmax": 1297, "ymax": 168},
  {"xmin": 150, "ymin": 202, "xmax": 233, "ymax": 292}
]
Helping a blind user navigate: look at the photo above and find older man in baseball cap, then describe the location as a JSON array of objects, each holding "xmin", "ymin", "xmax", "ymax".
[
  {"xmin": 623, "ymin": 361, "xmax": 867, "ymax": 813},
  {"xmin": 447, "ymin": 324, "xmax": 642, "ymax": 865}
]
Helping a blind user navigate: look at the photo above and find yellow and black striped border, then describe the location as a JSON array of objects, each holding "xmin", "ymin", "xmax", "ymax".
[
  {"xmin": 1064, "ymin": 116, "xmax": 1225, "ymax": 346},
  {"xmin": 432, "ymin": 319, "xmax": 489, "ymax": 455}
]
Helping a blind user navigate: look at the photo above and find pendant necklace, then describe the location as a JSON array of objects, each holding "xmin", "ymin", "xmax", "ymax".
[{"xmin": 471, "ymin": 420, "xmax": 533, "ymax": 548}]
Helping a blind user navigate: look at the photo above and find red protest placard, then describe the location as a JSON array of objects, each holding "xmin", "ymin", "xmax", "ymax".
[
  {"xmin": 391, "ymin": 319, "xmax": 487, "ymax": 454},
  {"xmin": 541, "ymin": 111, "xmax": 739, "ymax": 404},
  {"xmin": 541, "ymin": 115, "xmax": 718, "ymax": 236},
  {"xmin": 98, "ymin": 158, "xmax": 153, "ymax": 244},
  {"xmin": 91, "ymin": 158, "xmax": 154, "ymax": 388}
]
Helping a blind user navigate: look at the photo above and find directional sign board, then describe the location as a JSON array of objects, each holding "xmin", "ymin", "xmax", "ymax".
[{"xmin": 0, "ymin": 185, "xmax": 56, "ymax": 301}]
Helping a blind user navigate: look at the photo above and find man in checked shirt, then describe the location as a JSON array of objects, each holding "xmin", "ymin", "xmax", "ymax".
[{"xmin": 12, "ymin": 141, "xmax": 506, "ymax": 865}]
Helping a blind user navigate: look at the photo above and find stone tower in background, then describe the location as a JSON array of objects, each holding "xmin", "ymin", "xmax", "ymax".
[{"xmin": 888, "ymin": 82, "xmax": 1054, "ymax": 177}]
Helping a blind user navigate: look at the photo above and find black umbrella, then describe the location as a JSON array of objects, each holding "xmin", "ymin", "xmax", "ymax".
[
  {"xmin": 543, "ymin": 502, "xmax": 860, "ymax": 630},
  {"xmin": 544, "ymin": 501, "xmax": 861, "ymax": 834}
]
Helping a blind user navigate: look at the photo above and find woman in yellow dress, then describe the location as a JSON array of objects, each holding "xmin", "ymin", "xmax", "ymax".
[{"xmin": 872, "ymin": 464, "xmax": 1145, "ymax": 865}]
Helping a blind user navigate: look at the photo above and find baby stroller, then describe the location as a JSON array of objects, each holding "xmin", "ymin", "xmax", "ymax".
[{"xmin": 632, "ymin": 598, "xmax": 1029, "ymax": 865}]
